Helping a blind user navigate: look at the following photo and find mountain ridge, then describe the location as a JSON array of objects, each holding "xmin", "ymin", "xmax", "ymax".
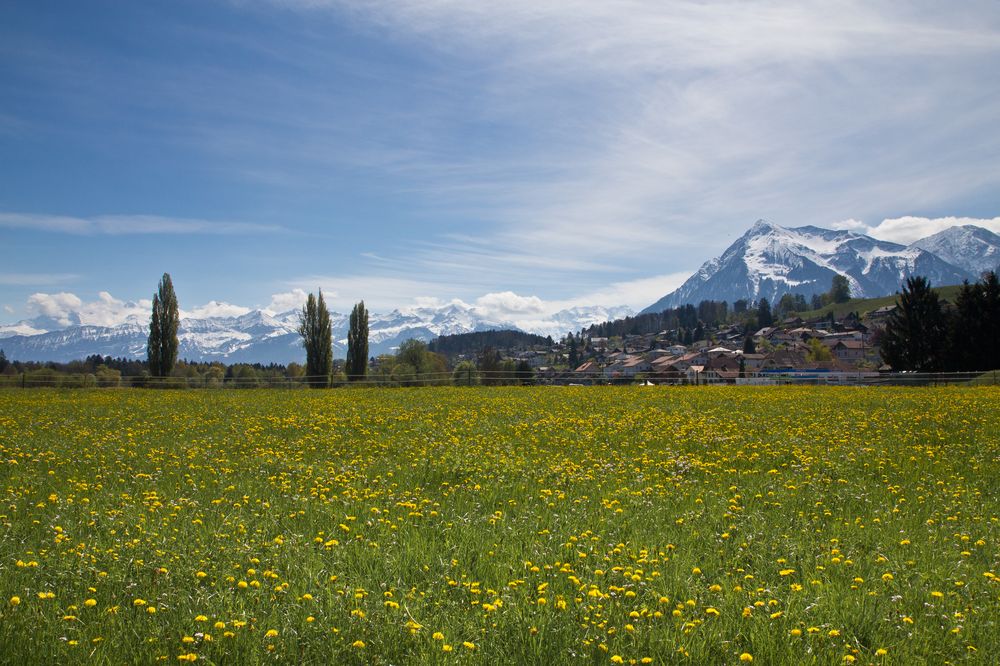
[
  {"xmin": 641, "ymin": 220, "xmax": 991, "ymax": 313},
  {"xmin": 0, "ymin": 302, "xmax": 632, "ymax": 364}
]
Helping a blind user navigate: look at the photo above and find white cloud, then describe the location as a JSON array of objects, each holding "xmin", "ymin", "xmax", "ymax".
[
  {"xmin": 472, "ymin": 291, "xmax": 546, "ymax": 317},
  {"xmin": 25, "ymin": 291, "xmax": 152, "ymax": 328},
  {"xmin": 830, "ymin": 216, "xmax": 1000, "ymax": 244},
  {"xmin": 4, "ymin": 305, "xmax": 14, "ymax": 314},
  {"xmin": 26, "ymin": 292, "xmax": 83, "ymax": 326},
  {"xmin": 264, "ymin": 289, "xmax": 309, "ymax": 315},
  {"xmin": 0, "ymin": 212, "xmax": 286, "ymax": 235},
  {"xmin": 181, "ymin": 301, "xmax": 252, "ymax": 319}
]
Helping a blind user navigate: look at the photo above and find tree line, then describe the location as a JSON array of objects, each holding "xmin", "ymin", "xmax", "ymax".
[{"xmin": 428, "ymin": 330, "xmax": 552, "ymax": 357}]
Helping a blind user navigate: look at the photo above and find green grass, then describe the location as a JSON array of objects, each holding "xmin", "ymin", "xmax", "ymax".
[
  {"xmin": 0, "ymin": 387, "xmax": 997, "ymax": 664},
  {"xmin": 796, "ymin": 284, "xmax": 964, "ymax": 320}
]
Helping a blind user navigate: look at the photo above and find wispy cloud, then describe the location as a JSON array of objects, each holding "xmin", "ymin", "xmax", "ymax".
[
  {"xmin": 256, "ymin": 0, "xmax": 1000, "ymax": 283},
  {"xmin": 0, "ymin": 212, "xmax": 287, "ymax": 235},
  {"xmin": 0, "ymin": 272, "xmax": 79, "ymax": 286}
]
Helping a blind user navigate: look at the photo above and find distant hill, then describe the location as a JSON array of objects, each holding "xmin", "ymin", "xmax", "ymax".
[{"xmin": 428, "ymin": 329, "xmax": 552, "ymax": 357}]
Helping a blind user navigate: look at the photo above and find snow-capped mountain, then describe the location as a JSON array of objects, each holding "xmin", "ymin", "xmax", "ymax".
[
  {"xmin": 909, "ymin": 225, "xmax": 1000, "ymax": 277},
  {"xmin": 0, "ymin": 302, "xmax": 632, "ymax": 364},
  {"xmin": 641, "ymin": 219, "xmax": 977, "ymax": 313}
]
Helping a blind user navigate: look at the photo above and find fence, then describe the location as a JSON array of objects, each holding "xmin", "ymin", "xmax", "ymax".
[{"xmin": 1, "ymin": 370, "xmax": 998, "ymax": 389}]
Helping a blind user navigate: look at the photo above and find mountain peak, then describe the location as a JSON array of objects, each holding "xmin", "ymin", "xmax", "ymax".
[
  {"xmin": 641, "ymin": 219, "xmax": 979, "ymax": 313},
  {"xmin": 748, "ymin": 219, "xmax": 780, "ymax": 234},
  {"xmin": 910, "ymin": 224, "xmax": 1000, "ymax": 276}
]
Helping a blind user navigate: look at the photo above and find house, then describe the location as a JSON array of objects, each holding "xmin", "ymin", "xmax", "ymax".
[
  {"xmin": 651, "ymin": 361, "xmax": 687, "ymax": 383},
  {"xmin": 589, "ymin": 337, "xmax": 609, "ymax": 352},
  {"xmin": 760, "ymin": 349, "xmax": 809, "ymax": 372},
  {"xmin": 866, "ymin": 305, "xmax": 897, "ymax": 324},
  {"xmin": 574, "ymin": 361, "xmax": 601, "ymax": 377},
  {"xmin": 653, "ymin": 355, "xmax": 689, "ymax": 373},
  {"xmin": 741, "ymin": 353, "xmax": 767, "ymax": 371},
  {"xmin": 621, "ymin": 356, "xmax": 653, "ymax": 376},
  {"xmin": 830, "ymin": 339, "xmax": 866, "ymax": 362},
  {"xmin": 705, "ymin": 356, "xmax": 740, "ymax": 373},
  {"xmin": 703, "ymin": 369, "xmax": 739, "ymax": 384}
]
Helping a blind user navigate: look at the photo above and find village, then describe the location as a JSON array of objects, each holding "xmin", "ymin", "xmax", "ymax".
[{"xmin": 503, "ymin": 306, "xmax": 897, "ymax": 385}]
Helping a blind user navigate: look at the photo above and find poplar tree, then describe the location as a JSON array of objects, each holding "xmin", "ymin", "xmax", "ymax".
[
  {"xmin": 346, "ymin": 300, "xmax": 369, "ymax": 381},
  {"xmin": 298, "ymin": 290, "xmax": 332, "ymax": 387},
  {"xmin": 147, "ymin": 273, "xmax": 179, "ymax": 378}
]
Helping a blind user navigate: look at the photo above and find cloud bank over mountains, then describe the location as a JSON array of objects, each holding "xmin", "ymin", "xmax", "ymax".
[
  {"xmin": 7, "ymin": 287, "xmax": 640, "ymax": 337},
  {"xmin": 833, "ymin": 216, "xmax": 1000, "ymax": 245}
]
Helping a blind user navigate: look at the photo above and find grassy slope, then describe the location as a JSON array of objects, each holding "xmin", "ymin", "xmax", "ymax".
[{"xmin": 796, "ymin": 284, "xmax": 964, "ymax": 320}]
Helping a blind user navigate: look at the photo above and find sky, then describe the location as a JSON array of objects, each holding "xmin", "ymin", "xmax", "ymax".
[{"xmin": 2, "ymin": 0, "xmax": 1000, "ymax": 326}]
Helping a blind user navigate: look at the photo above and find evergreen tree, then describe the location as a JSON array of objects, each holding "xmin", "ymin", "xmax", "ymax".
[
  {"xmin": 742, "ymin": 336, "xmax": 756, "ymax": 354},
  {"xmin": 0, "ymin": 348, "xmax": 7, "ymax": 374},
  {"xmin": 147, "ymin": 273, "xmax": 179, "ymax": 378},
  {"xmin": 346, "ymin": 300, "xmax": 369, "ymax": 381},
  {"xmin": 880, "ymin": 276, "xmax": 947, "ymax": 371},
  {"xmin": 298, "ymin": 290, "xmax": 333, "ymax": 387},
  {"xmin": 567, "ymin": 335, "xmax": 579, "ymax": 369},
  {"xmin": 756, "ymin": 298, "xmax": 773, "ymax": 327},
  {"xmin": 949, "ymin": 271, "xmax": 1000, "ymax": 371}
]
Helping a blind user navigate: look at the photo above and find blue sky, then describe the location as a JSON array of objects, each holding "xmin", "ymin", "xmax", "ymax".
[{"xmin": 2, "ymin": 0, "xmax": 1000, "ymax": 325}]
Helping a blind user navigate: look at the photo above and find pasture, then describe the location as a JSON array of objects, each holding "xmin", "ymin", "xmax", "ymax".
[{"xmin": 0, "ymin": 387, "xmax": 997, "ymax": 664}]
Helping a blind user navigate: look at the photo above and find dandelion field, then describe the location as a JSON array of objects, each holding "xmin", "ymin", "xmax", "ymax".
[{"xmin": 0, "ymin": 387, "xmax": 997, "ymax": 665}]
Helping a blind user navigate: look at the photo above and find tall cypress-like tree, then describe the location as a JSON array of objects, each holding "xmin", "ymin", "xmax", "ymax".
[
  {"xmin": 756, "ymin": 298, "xmax": 773, "ymax": 328},
  {"xmin": 880, "ymin": 276, "xmax": 946, "ymax": 371},
  {"xmin": 147, "ymin": 273, "xmax": 179, "ymax": 378},
  {"xmin": 346, "ymin": 300, "xmax": 369, "ymax": 381},
  {"xmin": 298, "ymin": 290, "xmax": 333, "ymax": 388}
]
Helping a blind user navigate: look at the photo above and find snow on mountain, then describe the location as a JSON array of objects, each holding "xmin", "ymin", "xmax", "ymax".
[
  {"xmin": 909, "ymin": 225, "xmax": 1000, "ymax": 277},
  {"xmin": 0, "ymin": 301, "xmax": 632, "ymax": 364},
  {"xmin": 641, "ymin": 219, "xmax": 977, "ymax": 313}
]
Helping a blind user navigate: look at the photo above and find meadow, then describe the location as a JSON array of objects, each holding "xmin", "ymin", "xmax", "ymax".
[{"xmin": 0, "ymin": 387, "xmax": 997, "ymax": 665}]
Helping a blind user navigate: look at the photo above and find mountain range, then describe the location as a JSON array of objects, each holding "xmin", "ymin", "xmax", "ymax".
[
  {"xmin": 3, "ymin": 220, "xmax": 997, "ymax": 364},
  {"xmin": 0, "ymin": 302, "xmax": 631, "ymax": 364},
  {"xmin": 641, "ymin": 221, "xmax": 999, "ymax": 313}
]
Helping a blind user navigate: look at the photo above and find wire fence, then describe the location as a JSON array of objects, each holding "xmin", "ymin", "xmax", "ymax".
[{"xmin": 1, "ymin": 370, "xmax": 997, "ymax": 388}]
